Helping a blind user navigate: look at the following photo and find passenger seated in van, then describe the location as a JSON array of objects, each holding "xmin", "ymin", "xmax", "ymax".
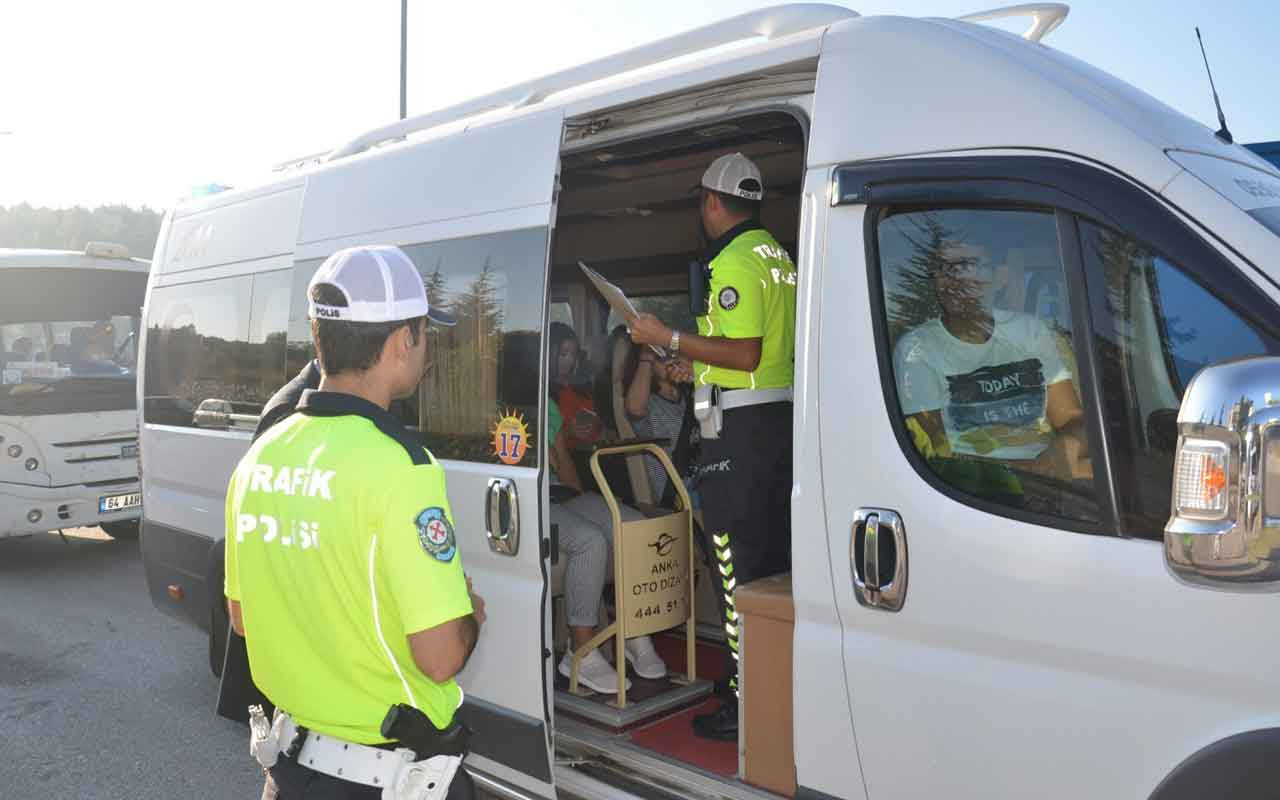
[
  {"xmin": 550, "ymin": 322, "xmax": 603, "ymax": 449},
  {"xmin": 618, "ymin": 331, "xmax": 695, "ymax": 506},
  {"xmin": 893, "ymin": 243, "xmax": 1090, "ymax": 495},
  {"xmin": 547, "ymin": 323, "xmax": 668, "ymax": 692}
]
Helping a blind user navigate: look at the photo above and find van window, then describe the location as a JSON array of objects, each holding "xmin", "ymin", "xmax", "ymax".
[
  {"xmin": 245, "ymin": 270, "xmax": 291, "ymax": 408},
  {"xmin": 144, "ymin": 271, "xmax": 288, "ymax": 429},
  {"xmin": 287, "ymin": 230, "xmax": 546, "ymax": 465},
  {"xmin": 409, "ymin": 230, "xmax": 545, "ymax": 464},
  {"xmin": 1079, "ymin": 220, "xmax": 1277, "ymax": 538},
  {"xmin": 876, "ymin": 207, "xmax": 1101, "ymax": 524}
]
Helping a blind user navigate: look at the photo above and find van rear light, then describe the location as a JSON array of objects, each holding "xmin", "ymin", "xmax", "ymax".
[{"xmin": 1174, "ymin": 440, "xmax": 1229, "ymax": 519}]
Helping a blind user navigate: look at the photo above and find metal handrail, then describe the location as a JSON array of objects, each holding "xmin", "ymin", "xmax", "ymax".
[
  {"xmin": 957, "ymin": 3, "xmax": 1069, "ymax": 43},
  {"xmin": 565, "ymin": 442, "xmax": 697, "ymax": 708},
  {"xmin": 324, "ymin": 4, "xmax": 858, "ymax": 162}
]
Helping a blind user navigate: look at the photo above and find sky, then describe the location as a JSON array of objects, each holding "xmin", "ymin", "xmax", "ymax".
[{"xmin": 0, "ymin": 0, "xmax": 1274, "ymax": 211}]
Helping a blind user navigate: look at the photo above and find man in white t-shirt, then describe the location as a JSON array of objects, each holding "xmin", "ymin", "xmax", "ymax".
[{"xmin": 893, "ymin": 243, "xmax": 1090, "ymax": 482}]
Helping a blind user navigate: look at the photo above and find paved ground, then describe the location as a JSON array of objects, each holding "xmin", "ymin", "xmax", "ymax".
[{"xmin": 0, "ymin": 527, "xmax": 265, "ymax": 799}]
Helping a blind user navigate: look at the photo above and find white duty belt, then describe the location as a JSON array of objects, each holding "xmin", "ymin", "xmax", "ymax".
[
  {"xmin": 694, "ymin": 385, "xmax": 793, "ymax": 439},
  {"xmin": 250, "ymin": 706, "xmax": 461, "ymax": 800},
  {"xmin": 720, "ymin": 386, "xmax": 793, "ymax": 410}
]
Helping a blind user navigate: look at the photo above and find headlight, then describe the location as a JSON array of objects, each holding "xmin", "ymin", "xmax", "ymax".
[
  {"xmin": 25, "ymin": 458, "xmax": 39, "ymax": 472},
  {"xmin": 7, "ymin": 444, "xmax": 21, "ymax": 458}
]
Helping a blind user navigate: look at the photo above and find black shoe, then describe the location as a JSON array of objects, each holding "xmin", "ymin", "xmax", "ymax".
[{"xmin": 692, "ymin": 701, "xmax": 738, "ymax": 741}]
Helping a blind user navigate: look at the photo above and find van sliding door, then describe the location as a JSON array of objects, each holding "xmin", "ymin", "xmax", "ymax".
[{"xmin": 293, "ymin": 110, "xmax": 564, "ymax": 798}]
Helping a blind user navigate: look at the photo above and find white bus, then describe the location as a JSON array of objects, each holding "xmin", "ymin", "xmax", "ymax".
[
  {"xmin": 1, "ymin": 243, "xmax": 148, "ymax": 540},
  {"xmin": 139, "ymin": 5, "xmax": 1280, "ymax": 799}
]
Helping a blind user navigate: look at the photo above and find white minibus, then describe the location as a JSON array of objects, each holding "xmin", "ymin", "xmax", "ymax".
[
  {"xmin": 1, "ymin": 243, "xmax": 147, "ymax": 539},
  {"xmin": 139, "ymin": 5, "xmax": 1280, "ymax": 799}
]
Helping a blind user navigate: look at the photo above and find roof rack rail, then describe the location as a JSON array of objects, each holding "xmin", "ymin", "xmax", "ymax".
[
  {"xmin": 273, "ymin": 150, "xmax": 329, "ymax": 173},
  {"xmin": 957, "ymin": 3, "xmax": 1069, "ymax": 43},
  {"xmin": 325, "ymin": 3, "xmax": 858, "ymax": 162}
]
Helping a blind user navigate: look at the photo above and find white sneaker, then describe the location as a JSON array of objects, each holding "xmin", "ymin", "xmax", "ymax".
[
  {"xmin": 624, "ymin": 635, "xmax": 668, "ymax": 680},
  {"xmin": 560, "ymin": 648, "xmax": 632, "ymax": 695}
]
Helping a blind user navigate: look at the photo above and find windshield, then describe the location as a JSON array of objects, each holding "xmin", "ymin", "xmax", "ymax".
[{"xmin": 0, "ymin": 315, "xmax": 139, "ymax": 415}]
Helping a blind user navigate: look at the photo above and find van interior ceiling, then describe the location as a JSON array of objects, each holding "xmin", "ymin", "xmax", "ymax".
[
  {"xmin": 545, "ymin": 111, "xmax": 806, "ymax": 785},
  {"xmin": 551, "ymin": 111, "xmax": 805, "ymax": 354}
]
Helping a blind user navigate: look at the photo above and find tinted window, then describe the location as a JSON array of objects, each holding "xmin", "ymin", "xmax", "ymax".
[
  {"xmin": 245, "ymin": 270, "xmax": 291, "ymax": 408},
  {"xmin": 1080, "ymin": 220, "xmax": 1278, "ymax": 537},
  {"xmin": 286, "ymin": 230, "xmax": 546, "ymax": 465},
  {"xmin": 877, "ymin": 207, "xmax": 1100, "ymax": 524},
  {"xmin": 144, "ymin": 271, "xmax": 289, "ymax": 429}
]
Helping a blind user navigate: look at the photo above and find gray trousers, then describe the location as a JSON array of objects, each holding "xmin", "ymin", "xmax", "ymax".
[{"xmin": 552, "ymin": 493, "xmax": 643, "ymax": 627}]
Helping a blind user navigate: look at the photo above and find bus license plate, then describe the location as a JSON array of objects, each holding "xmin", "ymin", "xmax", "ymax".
[{"xmin": 100, "ymin": 493, "xmax": 142, "ymax": 514}]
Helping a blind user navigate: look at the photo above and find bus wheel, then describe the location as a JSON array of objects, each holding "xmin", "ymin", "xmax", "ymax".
[{"xmin": 101, "ymin": 520, "xmax": 140, "ymax": 540}]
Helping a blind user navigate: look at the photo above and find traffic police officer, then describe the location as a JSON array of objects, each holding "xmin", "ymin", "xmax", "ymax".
[
  {"xmin": 629, "ymin": 152, "xmax": 797, "ymax": 741},
  {"xmin": 224, "ymin": 245, "xmax": 484, "ymax": 799}
]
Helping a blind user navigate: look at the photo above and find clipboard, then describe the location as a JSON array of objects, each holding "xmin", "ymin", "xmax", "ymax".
[{"xmin": 578, "ymin": 261, "xmax": 667, "ymax": 358}]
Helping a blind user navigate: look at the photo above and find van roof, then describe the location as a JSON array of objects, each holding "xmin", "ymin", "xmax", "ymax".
[
  {"xmin": 177, "ymin": 4, "xmax": 1246, "ymax": 218},
  {"xmin": 0, "ymin": 248, "xmax": 151, "ymax": 273}
]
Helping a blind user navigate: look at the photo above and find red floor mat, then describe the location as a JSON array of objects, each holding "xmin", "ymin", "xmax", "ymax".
[
  {"xmin": 628, "ymin": 697, "xmax": 737, "ymax": 777},
  {"xmin": 651, "ymin": 633, "xmax": 729, "ymax": 683}
]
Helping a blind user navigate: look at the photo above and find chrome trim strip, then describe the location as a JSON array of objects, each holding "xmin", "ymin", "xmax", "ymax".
[{"xmin": 466, "ymin": 768, "xmax": 544, "ymax": 800}]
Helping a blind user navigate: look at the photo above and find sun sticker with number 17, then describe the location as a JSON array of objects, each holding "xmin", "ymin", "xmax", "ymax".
[{"xmin": 491, "ymin": 410, "xmax": 530, "ymax": 465}]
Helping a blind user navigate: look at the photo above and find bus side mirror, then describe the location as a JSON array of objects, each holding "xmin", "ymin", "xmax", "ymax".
[{"xmin": 1165, "ymin": 356, "xmax": 1280, "ymax": 589}]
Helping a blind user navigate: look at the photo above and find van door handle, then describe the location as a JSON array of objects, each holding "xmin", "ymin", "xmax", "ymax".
[
  {"xmin": 851, "ymin": 508, "xmax": 908, "ymax": 611},
  {"xmin": 485, "ymin": 478, "xmax": 520, "ymax": 556}
]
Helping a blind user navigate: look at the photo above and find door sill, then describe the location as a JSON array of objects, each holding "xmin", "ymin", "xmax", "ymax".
[{"xmin": 555, "ymin": 717, "xmax": 781, "ymax": 800}]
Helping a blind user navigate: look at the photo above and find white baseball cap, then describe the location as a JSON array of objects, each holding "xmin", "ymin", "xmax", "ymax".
[
  {"xmin": 701, "ymin": 152, "xmax": 764, "ymax": 201},
  {"xmin": 307, "ymin": 245, "xmax": 456, "ymax": 326}
]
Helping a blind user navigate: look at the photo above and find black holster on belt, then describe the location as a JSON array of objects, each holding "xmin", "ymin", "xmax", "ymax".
[{"xmin": 381, "ymin": 703, "xmax": 471, "ymax": 760}]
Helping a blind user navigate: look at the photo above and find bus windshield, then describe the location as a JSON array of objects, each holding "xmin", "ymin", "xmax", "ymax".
[{"xmin": 0, "ymin": 266, "xmax": 146, "ymax": 416}]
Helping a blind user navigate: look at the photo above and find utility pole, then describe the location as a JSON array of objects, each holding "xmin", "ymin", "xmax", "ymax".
[{"xmin": 400, "ymin": 0, "xmax": 408, "ymax": 120}]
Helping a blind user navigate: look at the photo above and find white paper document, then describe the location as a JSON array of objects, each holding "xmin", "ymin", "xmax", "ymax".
[{"xmin": 578, "ymin": 261, "xmax": 666, "ymax": 358}]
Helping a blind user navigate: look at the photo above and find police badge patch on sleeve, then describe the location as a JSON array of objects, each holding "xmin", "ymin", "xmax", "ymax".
[
  {"xmin": 718, "ymin": 286, "xmax": 739, "ymax": 310},
  {"xmin": 415, "ymin": 507, "xmax": 457, "ymax": 562}
]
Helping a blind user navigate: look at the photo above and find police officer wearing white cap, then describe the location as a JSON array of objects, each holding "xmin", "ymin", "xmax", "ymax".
[
  {"xmin": 629, "ymin": 153, "xmax": 797, "ymax": 741},
  {"xmin": 224, "ymin": 244, "xmax": 486, "ymax": 799}
]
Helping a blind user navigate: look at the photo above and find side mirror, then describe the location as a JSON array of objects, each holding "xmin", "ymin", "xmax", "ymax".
[{"xmin": 1165, "ymin": 356, "xmax": 1280, "ymax": 589}]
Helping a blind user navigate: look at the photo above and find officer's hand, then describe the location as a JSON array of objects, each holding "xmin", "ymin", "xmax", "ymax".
[
  {"xmin": 628, "ymin": 313, "xmax": 671, "ymax": 348},
  {"xmin": 470, "ymin": 590, "xmax": 487, "ymax": 626},
  {"xmin": 662, "ymin": 356, "xmax": 694, "ymax": 384}
]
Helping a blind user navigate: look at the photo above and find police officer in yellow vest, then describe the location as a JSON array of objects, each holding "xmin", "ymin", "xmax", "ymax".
[
  {"xmin": 225, "ymin": 245, "xmax": 485, "ymax": 799},
  {"xmin": 629, "ymin": 152, "xmax": 797, "ymax": 741}
]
